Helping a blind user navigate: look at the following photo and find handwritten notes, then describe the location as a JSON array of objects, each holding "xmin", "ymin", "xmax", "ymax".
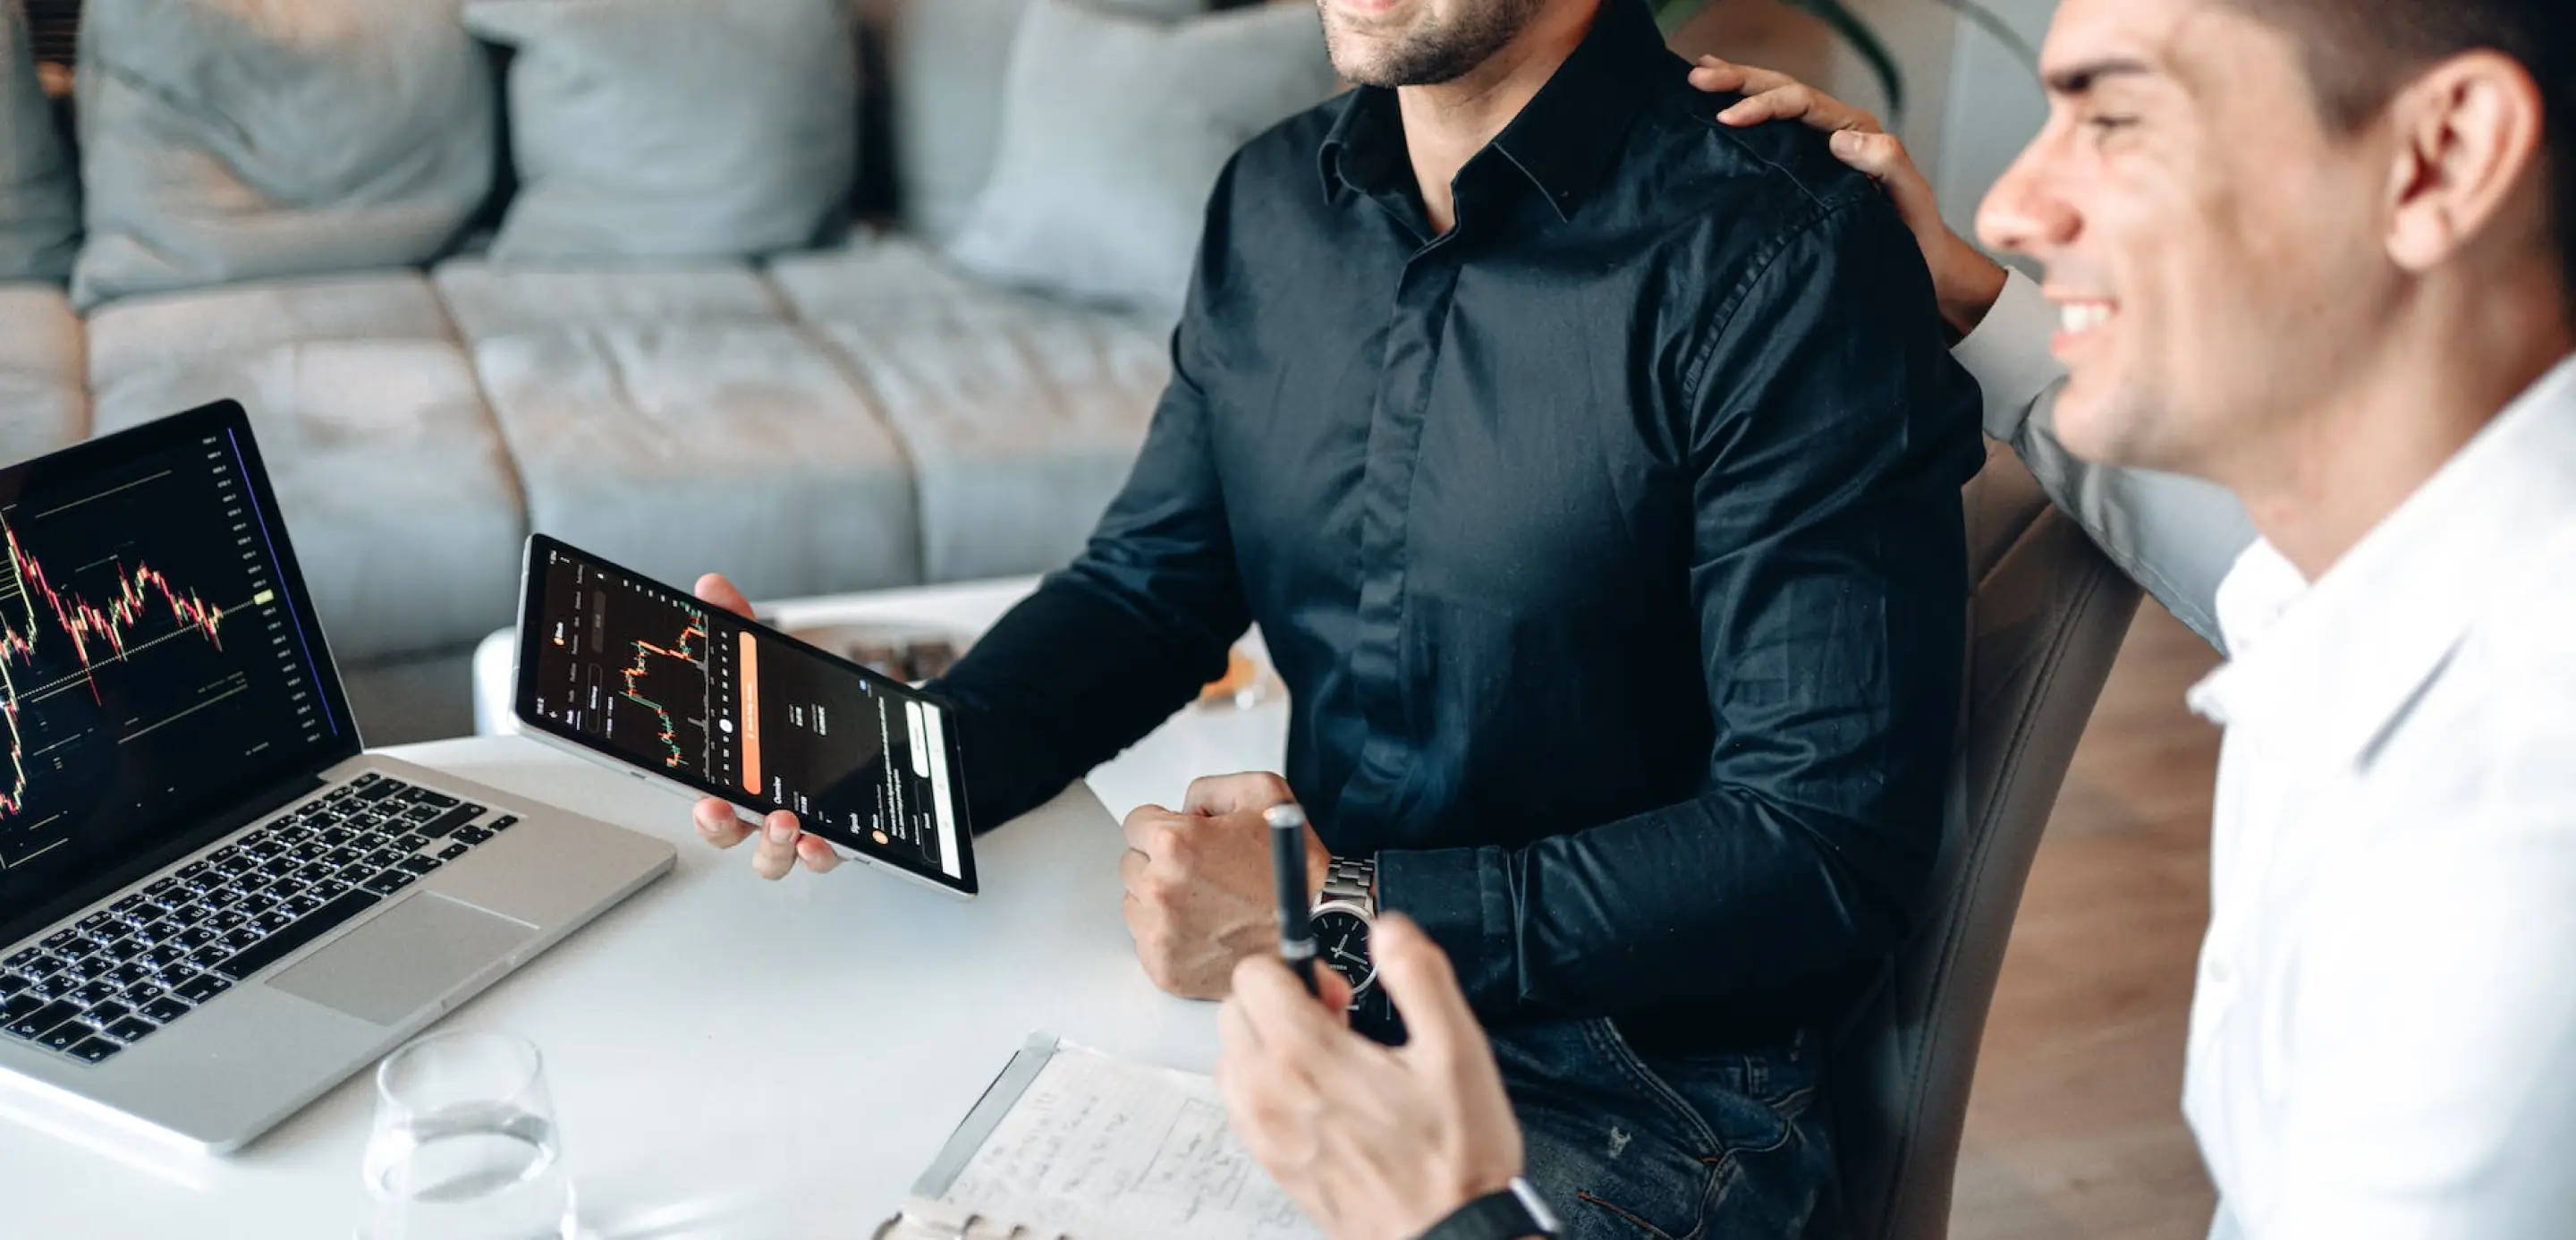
[{"xmin": 933, "ymin": 1046, "xmax": 1322, "ymax": 1240}]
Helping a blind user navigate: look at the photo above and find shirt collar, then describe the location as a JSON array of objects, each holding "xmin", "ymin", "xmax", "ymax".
[
  {"xmin": 1316, "ymin": 0, "xmax": 1668, "ymax": 223},
  {"xmin": 2188, "ymin": 354, "xmax": 2576, "ymax": 769}
]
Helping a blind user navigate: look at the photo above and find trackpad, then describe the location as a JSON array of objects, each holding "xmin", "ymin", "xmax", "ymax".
[{"xmin": 270, "ymin": 895, "xmax": 537, "ymax": 1026}]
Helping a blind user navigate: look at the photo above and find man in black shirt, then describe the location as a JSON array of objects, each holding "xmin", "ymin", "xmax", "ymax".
[{"xmin": 689, "ymin": 0, "xmax": 1980, "ymax": 1231}]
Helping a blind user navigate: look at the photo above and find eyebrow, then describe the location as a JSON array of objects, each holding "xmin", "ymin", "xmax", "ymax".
[{"xmin": 2043, "ymin": 57, "xmax": 2157, "ymax": 96}]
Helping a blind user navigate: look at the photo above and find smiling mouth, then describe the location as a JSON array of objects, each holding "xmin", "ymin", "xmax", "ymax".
[{"xmin": 2055, "ymin": 299, "xmax": 2118, "ymax": 336}]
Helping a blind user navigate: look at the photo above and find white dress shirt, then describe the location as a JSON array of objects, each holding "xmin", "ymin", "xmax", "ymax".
[{"xmin": 1959, "ymin": 271, "xmax": 2576, "ymax": 1239}]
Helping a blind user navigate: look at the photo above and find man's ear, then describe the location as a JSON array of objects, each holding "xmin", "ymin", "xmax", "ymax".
[{"xmin": 2382, "ymin": 50, "xmax": 2551, "ymax": 276}]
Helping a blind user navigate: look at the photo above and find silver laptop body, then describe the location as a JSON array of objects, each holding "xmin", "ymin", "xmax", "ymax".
[{"xmin": 0, "ymin": 403, "xmax": 674, "ymax": 1153}]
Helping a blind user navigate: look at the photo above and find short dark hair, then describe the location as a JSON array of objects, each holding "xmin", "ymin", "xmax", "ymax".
[{"xmin": 2224, "ymin": 0, "xmax": 2573, "ymax": 323}]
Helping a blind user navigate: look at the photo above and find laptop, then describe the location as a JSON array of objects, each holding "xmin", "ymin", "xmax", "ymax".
[{"xmin": 0, "ymin": 401, "xmax": 674, "ymax": 1153}]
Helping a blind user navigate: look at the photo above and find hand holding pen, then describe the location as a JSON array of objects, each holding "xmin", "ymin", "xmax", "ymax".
[{"xmin": 1267, "ymin": 803, "xmax": 1321, "ymax": 997}]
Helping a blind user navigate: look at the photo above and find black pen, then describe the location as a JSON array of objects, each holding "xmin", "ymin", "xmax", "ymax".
[{"xmin": 1267, "ymin": 804, "xmax": 1321, "ymax": 996}]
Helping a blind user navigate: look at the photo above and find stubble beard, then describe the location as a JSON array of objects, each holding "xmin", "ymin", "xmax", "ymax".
[{"xmin": 1319, "ymin": 0, "xmax": 1553, "ymax": 87}]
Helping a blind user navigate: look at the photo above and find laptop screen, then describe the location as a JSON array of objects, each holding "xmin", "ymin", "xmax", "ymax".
[{"xmin": 0, "ymin": 403, "xmax": 356, "ymax": 949}]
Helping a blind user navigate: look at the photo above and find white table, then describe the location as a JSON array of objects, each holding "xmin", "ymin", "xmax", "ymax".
[{"xmin": 0, "ymin": 580, "xmax": 1291, "ymax": 1239}]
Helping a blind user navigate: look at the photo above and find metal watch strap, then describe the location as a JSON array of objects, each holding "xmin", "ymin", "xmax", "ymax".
[
  {"xmin": 1415, "ymin": 1178, "xmax": 1563, "ymax": 1240},
  {"xmin": 1320, "ymin": 855, "xmax": 1377, "ymax": 912}
]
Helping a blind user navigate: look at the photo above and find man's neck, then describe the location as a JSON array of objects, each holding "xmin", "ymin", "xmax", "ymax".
[
  {"xmin": 2218, "ymin": 283, "xmax": 2575, "ymax": 582},
  {"xmin": 1395, "ymin": 0, "xmax": 1600, "ymax": 234}
]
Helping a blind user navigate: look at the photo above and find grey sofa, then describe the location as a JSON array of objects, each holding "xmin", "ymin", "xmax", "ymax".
[{"xmin": 0, "ymin": 0, "xmax": 1177, "ymax": 743}]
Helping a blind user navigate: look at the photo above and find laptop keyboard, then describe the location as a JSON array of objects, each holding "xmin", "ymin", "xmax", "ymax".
[{"xmin": 0, "ymin": 773, "xmax": 522, "ymax": 1067}]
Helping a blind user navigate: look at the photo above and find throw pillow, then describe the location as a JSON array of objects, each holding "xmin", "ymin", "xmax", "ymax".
[
  {"xmin": 464, "ymin": 0, "xmax": 859, "ymax": 264},
  {"xmin": 0, "ymin": 0, "xmax": 77, "ymax": 281},
  {"xmin": 879, "ymin": 0, "xmax": 1203, "ymax": 244},
  {"xmin": 71, "ymin": 0, "xmax": 496, "ymax": 309},
  {"xmin": 943, "ymin": 0, "xmax": 1339, "ymax": 318}
]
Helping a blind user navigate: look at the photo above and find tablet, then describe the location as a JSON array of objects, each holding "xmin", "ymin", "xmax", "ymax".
[{"xmin": 511, "ymin": 534, "xmax": 977, "ymax": 898}]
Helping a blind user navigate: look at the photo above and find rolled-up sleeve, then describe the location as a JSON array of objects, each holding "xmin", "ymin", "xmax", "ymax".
[{"xmin": 1954, "ymin": 269, "xmax": 2257, "ymax": 650}]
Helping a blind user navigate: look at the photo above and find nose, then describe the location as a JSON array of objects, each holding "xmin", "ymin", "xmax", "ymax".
[{"xmin": 1977, "ymin": 128, "xmax": 2082, "ymax": 261}]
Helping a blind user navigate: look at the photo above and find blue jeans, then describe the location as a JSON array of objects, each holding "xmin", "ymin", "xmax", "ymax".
[{"xmin": 1489, "ymin": 1019, "xmax": 1834, "ymax": 1240}]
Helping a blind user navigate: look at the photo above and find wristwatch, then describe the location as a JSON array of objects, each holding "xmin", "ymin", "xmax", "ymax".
[
  {"xmin": 1310, "ymin": 855, "xmax": 1378, "ymax": 1006},
  {"xmin": 1417, "ymin": 1177, "xmax": 1563, "ymax": 1240}
]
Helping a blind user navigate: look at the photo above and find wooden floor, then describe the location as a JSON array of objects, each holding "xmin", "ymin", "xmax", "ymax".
[{"xmin": 1949, "ymin": 603, "xmax": 2225, "ymax": 1240}]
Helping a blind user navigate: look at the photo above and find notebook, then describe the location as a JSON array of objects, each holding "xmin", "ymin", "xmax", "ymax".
[{"xmin": 872, "ymin": 1032, "xmax": 1324, "ymax": 1240}]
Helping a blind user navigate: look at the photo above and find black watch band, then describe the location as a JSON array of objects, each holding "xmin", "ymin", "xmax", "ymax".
[{"xmin": 1416, "ymin": 1178, "xmax": 1563, "ymax": 1240}]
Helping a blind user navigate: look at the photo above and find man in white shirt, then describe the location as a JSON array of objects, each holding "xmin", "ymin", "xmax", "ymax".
[{"xmin": 1212, "ymin": 0, "xmax": 2576, "ymax": 1236}]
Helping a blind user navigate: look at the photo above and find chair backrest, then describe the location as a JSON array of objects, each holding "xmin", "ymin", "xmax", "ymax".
[{"xmin": 1826, "ymin": 444, "xmax": 2146, "ymax": 1240}]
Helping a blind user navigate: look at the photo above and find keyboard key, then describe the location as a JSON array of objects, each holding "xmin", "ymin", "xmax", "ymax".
[
  {"xmin": 87, "ymin": 1001, "xmax": 131, "ymax": 1028},
  {"xmin": 414, "ymin": 803, "xmax": 487, "ymax": 840},
  {"xmin": 397, "ymin": 854, "xmax": 443, "ymax": 876},
  {"xmin": 72, "ymin": 981, "xmax": 117, "ymax": 1006},
  {"xmin": 218, "ymin": 928, "xmax": 262, "ymax": 952},
  {"xmin": 76, "ymin": 911, "xmax": 116, "ymax": 933},
  {"xmin": 208, "ymin": 845, "xmax": 244, "ymax": 865},
  {"xmin": 174, "ymin": 974, "xmax": 231, "ymax": 1004},
  {"xmin": 363, "ymin": 871, "xmax": 417, "ymax": 896},
  {"xmin": 316, "ymin": 880, "xmax": 352, "ymax": 901},
  {"xmin": 142, "ymin": 997, "xmax": 191, "ymax": 1023},
  {"xmin": 7, "ymin": 1000, "xmax": 80, "ymax": 1040},
  {"xmin": 2, "ymin": 947, "xmax": 40, "ymax": 972},
  {"xmin": 106, "ymin": 962, "xmax": 151, "ymax": 988},
  {"xmin": 284, "ymin": 894, "xmax": 323, "ymax": 916},
  {"xmin": 176, "ymin": 862, "xmax": 212, "ymax": 881},
  {"xmin": 24, "ymin": 973, "xmax": 72, "ymax": 999},
  {"xmin": 0, "ymin": 995, "xmax": 39, "ymax": 1026},
  {"xmin": 272, "ymin": 879, "xmax": 310, "ymax": 900},
  {"xmin": 184, "ymin": 946, "xmax": 228, "ymax": 970},
  {"xmin": 318, "ymin": 828, "xmax": 354, "ymax": 848},
  {"xmin": 215, "ymin": 890, "xmax": 383, "ymax": 981},
  {"xmin": 419, "ymin": 791, "xmax": 460, "ymax": 811},
  {"xmin": 437, "ymin": 843, "xmax": 470, "ymax": 862},
  {"xmin": 21, "ymin": 953, "xmax": 67, "ymax": 978},
  {"xmin": 117, "ymin": 981, "xmax": 165, "ymax": 1008},
  {"xmin": 39, "ymin": 1021, "xmax": 93, "ymax": 1052},
  {"xmin": 210, "ymin": 909, "xmax": 250, "ymax": 932},
  {"xmin": 174, "ymin": 927, "xmax": 219, "ymax": 950},
  {"xmin": 105, "ymin": 1016, "xmax": 157, "ymax": 1045},
  {"xmin": 57, "ymin": 956, "xmax": 106, "ymax": 982},
  {"xmin": 451, "ymin": 826, "xmax": 494, "ymax": 846},
  {"xmin": 258, "ymin": 857, "xmax": 298, "ymax": 879},
  {"xmin": 240, "ymin": 895, "xmax": 279, "ymax": 917},
  {"xmin": 487, "ymin": 814, "xmax": 520, "ymax": 833},
  {"xmin": 354, "ymin": 779, "xmax": 398, "ymax": 802},
  {"xmin": 68, "ymin": 1037, "xmax": 123, "ymax": 1065},
  {"xmin": 394, "ymin": 833, "xmax": 430, "ymax": 853},
  {"xmin": 0, "ymin": 974, "xmax": 26, "ymax": 998},
  {"xmin": 250, "ymin": 911, "xmax": 296, "ymax": 935},
  {"xmin": 40, "ymin": 930, "xmax": 75, "ymax": 951},
  {"xmin": 139, "ymin": 945, "xmax": 187, "ymax": 971}
]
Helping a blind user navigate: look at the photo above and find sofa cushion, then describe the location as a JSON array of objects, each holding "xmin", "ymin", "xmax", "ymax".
[
  {"xmin": 877, "ymin": 0, "xmax": 1202, "ymax": 242},
  {"xmin": 433, "ymin": 259, "xmax": 784, "ymax": 341},
  {"xmin": 468, "ymin": 323, "xmax": 922, "ymax": 601},
  {"xmin": 90, "ymin": 339, "xmax": 527, "ymax": 662},
  {"xmin": 85, "ymin": 272, "xmax": 454, "ymax": 388},
  {"xmin": 71, "ymin": 0, "xmax": 494, "ymax": 309},
  {"xmin": 0, "ymin": 284, "xmax": 86, "ymax": 463},
  {"xmin": 946, "ymin": 0, "xmax": 1337, "ymax": 318},
  {"xmin": 0, "ymin": 1, "xmax": 78, "ymax": 282},
  {"xmin": 765, "ymin": 233, "xmax": 1016, "ymax": 327},
  {"xmin": 462, "ymin": 0, "xmax": 858, "ymax": 263},
  {"xmin": 807, "ymin": 302, "xmax": 1165, "ymax": 582}
]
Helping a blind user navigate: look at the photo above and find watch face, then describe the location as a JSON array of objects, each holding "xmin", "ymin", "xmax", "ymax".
[{"xmin": 1312, "ymin": 908, "xmax": 1374, "ymax": 995}]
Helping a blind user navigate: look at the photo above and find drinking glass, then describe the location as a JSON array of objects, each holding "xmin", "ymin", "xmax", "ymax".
[{"xmin": 361, "ymin": 1031, "xmax": 576, "ymax": 1240}]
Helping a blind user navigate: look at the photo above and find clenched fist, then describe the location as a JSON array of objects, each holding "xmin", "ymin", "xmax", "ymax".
[{"xmin": 1121, "ymin": 772, "xmax": 1330, "ymax": 999}]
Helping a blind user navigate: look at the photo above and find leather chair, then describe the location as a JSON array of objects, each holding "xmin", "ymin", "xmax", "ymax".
[{"xmin": 1824, "ymin": 443, "xmax": 2147, "ymax": 1240}]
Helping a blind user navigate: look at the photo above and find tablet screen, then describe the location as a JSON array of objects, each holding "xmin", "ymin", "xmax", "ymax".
[{"xmin": 515, "ymin": 538, "xmax": 972, "ymax": 892}]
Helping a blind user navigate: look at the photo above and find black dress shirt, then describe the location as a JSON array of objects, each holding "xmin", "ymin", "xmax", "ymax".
[{"xmin": 933, "ymin": 0, "xmax": 1984, "ymax": 1049}]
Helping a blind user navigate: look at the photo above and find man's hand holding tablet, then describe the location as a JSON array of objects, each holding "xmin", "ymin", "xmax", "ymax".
[{"xmin": 686, "ymin": 573, "xmax": 843, "ymax": 881}]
